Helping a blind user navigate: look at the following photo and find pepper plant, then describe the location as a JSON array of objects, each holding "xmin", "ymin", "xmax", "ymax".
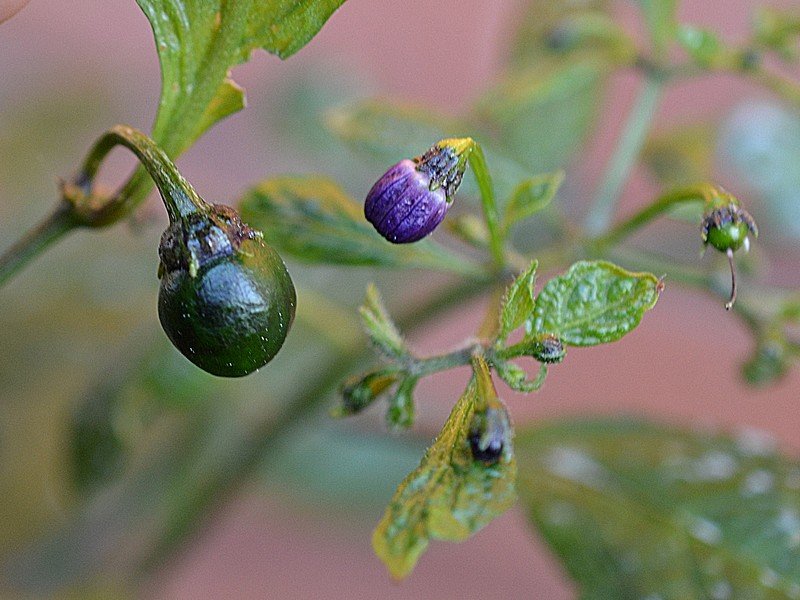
[{"xmin": 1, "ymin": 0, "xmax": 800, "ymax": 597}]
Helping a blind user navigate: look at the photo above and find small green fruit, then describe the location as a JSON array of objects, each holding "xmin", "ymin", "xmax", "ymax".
[
  {"xmin": 158, "ymin": 205, "xmax": 296, "ymax": 377},
  {"xmin": 701, "ymin": 202, "xmax": 758, "ymax": 253}
]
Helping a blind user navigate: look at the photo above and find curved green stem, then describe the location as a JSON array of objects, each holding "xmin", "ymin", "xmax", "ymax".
[
  {"xmin": 0, "ymin": 126, "xmax": 207, "ymax": 289},
  {"xmin": 0, "ymin": 206, "xmax": 75, "ymax": 287},
  {"xmin": 591, "ymin": 184, "xmax": 713, "ymax": 251},
  {"xmin": 466, "ymin": 142, "xmax": 505, "ymax": 269},
  {"xmin": 585, "ymin": 75, "xmax": 665, "ymax": 234},
  {"xmin": 75, "ymin": 125, "xmax": 207, "ymax": 223}
]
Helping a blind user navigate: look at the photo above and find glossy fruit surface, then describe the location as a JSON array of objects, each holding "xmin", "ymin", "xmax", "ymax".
[
  {"xmin": 158, "ymin": 205, "xmax": 296, "ymax": 377},
  {"xmin": 701, "ymin": 203, "xmax": 758, "ymax": 253},
  {"xmin": 364, "ymin": 159, "xmax": 448, "ymax": 243}
]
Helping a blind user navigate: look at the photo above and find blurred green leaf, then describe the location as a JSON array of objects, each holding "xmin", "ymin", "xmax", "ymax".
[
  {"xmin": 510, "ymin": 0, "xmax": 610, "ymax": 66},
  {"xmin": 238, "ymin": 175, "xmax": 482, "ymax": 275},
  {"xmin": 324, "ymin": 99, "xmax": 529, "ymax": 200},
  {"xmin": 635, "ymin": 0, "xmax": 677, "ymax": 55},
  {"xmin": 372, "ymin": 379, "xmax": 516, "ymax": 579},
  {"xmin": 754, "ymin": 7, "xmax": 800, "ymax": 62},
  {"xmin": 643, "ymin": 123, "xmax": 716, "ymax": 189},
  {"xmin": 263, "ymin": 424, "xmax": 427, "ymax": 511},
  {"xmin": 359, "ymin": 284, "xmax": 406, "ymax": 360},
  {"xmin": 499, "ymin": 260, "xmax": 538, "ymax": 340},
  {"xmin": 742, "ymin": 336, "xmax": 790, "ymax": 387},
  {"xmin": 676, "ymin": 25, "xmax": 725, "ymax": 68},
  {"xmin": 517, "ymin": 418, "xmax": 800, "ymax": 599},
  {"xmin": 473, "ymin": 57, "xmax": 609, "ymax": 173},
  {"xmin": 503, "ymin": 171, "xmax": 565, "ymax": 231},
  {"xmin": 531, "ymin": 260, "xmax": 661, "ymax": 346},
  {"xmin": 137, "ymin": 0, "xmax": 347, "ymax": 155}
]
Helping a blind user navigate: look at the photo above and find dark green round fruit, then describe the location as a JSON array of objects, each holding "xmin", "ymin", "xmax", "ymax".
[{"xmin": 157, "ymin": 205, "xmax": 296, "ymax": 377}]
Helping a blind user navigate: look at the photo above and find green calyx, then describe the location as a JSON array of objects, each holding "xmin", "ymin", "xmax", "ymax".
[
  {"xmin": 701, "ymin": 201, "xmax": 758, "ymax": 253},
  {"xmin": 69, "ymin": 125, "xmax": 296, "ymax": 377},
  {"xmin": 415, "ymin": 137, "xmax": 475, "ymax": 200}
]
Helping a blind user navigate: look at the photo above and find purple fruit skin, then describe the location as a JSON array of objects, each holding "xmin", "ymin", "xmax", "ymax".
[{"xmin": 364, "ymin": 159, "xmax": 448, "ymax": 244}]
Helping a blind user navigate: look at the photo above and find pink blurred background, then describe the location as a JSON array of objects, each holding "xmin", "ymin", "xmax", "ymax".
[{"xmin": 1, "ymin": 0, "xmax": 798, "ymax": 598}]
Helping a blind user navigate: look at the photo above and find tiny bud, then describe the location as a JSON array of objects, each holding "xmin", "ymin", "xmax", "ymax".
[
  {"xmin": 468, "ymin": 406, "xmax": 511, "ymax": 465},
  {"xmin": 337, "ymin": 369, "xmax": 400, "ymax": 417},
  {"xmin": 701, "ymin": 201, "xmax": 758, "ymax": 254},
  {"xmin": 700, "ymin": 190, "xmax": 758, "ymax": 310},
  {"xmin": 364, "ymin": 138, "xmax": 474, "ymax": 243},
  {"xmin": 530, "ymin": 333, "xmax": 566, "ymax": 364}
]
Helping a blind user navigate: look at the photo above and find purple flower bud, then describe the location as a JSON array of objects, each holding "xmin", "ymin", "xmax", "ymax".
[{"xmin": 364, "ymin": 141, "xmax": 471, "ymax": 244}]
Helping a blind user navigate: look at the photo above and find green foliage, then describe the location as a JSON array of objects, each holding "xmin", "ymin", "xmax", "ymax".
[
  {"xmin": 474, "ymin": 57, "xmax": 608, "ymax": 173},
  {"xmin": 325, "ymin": 100, "xmax": 529, "ymax": 200},
  {"xmin": 503, "ymin": 171, "xmax": 565, "ymax": 232},
  {"xmin": 677, "ymin": 26, "xmax": 726, "ymax": 68},
  {"xmin": 643, "ymin": 123, "xmax": 717, "ymax": 189},
  {"xmin": 238, "ymin": 175, "xmax": 480, "ymax": 274},
  {"xmin": 136, "ymin": 0, "xmax": 347, "ymax": 154},
  {"xmin": 754, "ymin": 7, "xmax": 800, "ymax": 62},
  {"xmin": 517, "ymin": 418, "xmax": 800, "ymax": 599},
  {"xmin": 499, "ymin": 260, "xmax": 538, "ymax": 340},
  {"xmin": 359, "ymin": 284, "xmax": 407, "ymax": 360},
  {"xmin": 372, "ymin": 379, "xmax": 516, "ymax": 579},
  {"xmin": 635, "ymin": 0, "xmax": 677, "ymax": 55},
  {"xmin": 531, "ymin": 261, "xmax": 662, "ymax": 346}
]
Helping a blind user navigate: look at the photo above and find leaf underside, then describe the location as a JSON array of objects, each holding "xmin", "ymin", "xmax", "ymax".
[{"xmin": 517, "ymin": 418, "xmax": 800, "ymax": 599}]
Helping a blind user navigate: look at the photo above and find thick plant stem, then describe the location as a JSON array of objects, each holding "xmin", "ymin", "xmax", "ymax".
[
  {"xmin": 0, "ymin": 206, "xmax": 75, "ymax": 287},
  {"xmin": 585, "ymin": 76, "xmax": 665, "ymax": 235}
]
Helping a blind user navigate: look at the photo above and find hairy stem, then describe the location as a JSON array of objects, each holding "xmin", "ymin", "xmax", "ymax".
[{"xmin": 585, "ymin": 75, "xmax": 665, "ymax": 234}]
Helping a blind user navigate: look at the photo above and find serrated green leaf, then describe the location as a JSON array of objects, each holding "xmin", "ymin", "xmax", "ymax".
[
  {"xmin": 517, "ymin": 417, "xmax": 800, "ymax": 599},
  {"xmin": 499, "ymin": 260, "xmax": 538, "ymax": 340},
  {"xmin": 473, "ymin": 56, "xmax": 608, "ymax": 173},
  {"xmin": 238, "ymin": 175, "xmax": 482, "ymax": 275},
  {"xmin": 532, "ymin": 260, "xmax": 661, "ymax": 346},
  {"xmin": 636, "ymin": 0, "xmax": 677, "ymax": 55},
  {"xmin": 372, "ymin": 380, "xmax": 517, "ymax": 579},
  {"xmin": 136, "ymin": 0, "xmax": 347, "ymax": 156},
  {"xmin": 359, "ymin": 284, "xmax": 406, "ymax": 360},
  {"xmin": 503, "ymin": 171, "xmax": 565, "ymax": 231},
  {"xmin": 495, "ymin": 360, "xmax": 547, "ymax": 393}
]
